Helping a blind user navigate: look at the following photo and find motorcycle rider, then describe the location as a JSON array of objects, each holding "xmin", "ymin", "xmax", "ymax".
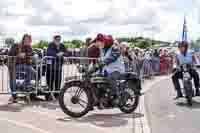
[
  {"xmin": 90, "ymin": 34, "xmax": 125, "ymax": 107},
  {"xmin": 172, "ymin": 41, "xmax": 200, "ymax": 99}
]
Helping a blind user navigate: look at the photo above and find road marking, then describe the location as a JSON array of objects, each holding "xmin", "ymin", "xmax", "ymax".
[
  {"xmin": 135, "ymin": 76, "xmax": 169, "ymax": 133},
  {"xmin": 24, "ymin": 108, "xmax": 109, "ymax": 133},
  {"xmin": 0, "ymin": 118, "xmax": 51, "ymax": 133}
]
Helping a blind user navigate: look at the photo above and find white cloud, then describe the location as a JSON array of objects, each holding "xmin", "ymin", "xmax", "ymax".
[{"xmin": 0, "ymin": 0, "xmax": 198, "ymax": 42}]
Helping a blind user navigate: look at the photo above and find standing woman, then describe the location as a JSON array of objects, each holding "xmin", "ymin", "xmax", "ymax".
[{"xmin": 8, "ymin": 34, "xmax": 35, "ymax": 102}]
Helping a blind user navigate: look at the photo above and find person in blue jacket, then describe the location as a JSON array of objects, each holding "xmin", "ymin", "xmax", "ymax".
[{"xmin": 46, "ymin": 35, "xmax": 66, "ymax": 99}]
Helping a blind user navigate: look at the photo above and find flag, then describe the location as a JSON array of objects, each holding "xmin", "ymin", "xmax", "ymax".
[{"xmin": 182, "ymin": 16, "xmax": 187, "ymax": 41}]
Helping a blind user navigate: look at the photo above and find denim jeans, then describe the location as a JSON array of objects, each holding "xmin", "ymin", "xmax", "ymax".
[
  {"xmin": 16, "ymin": 64, "xmax": 36, "ymax": 85},
  {"xmin": 9, "ymin": 79, "xmax": 16, "ymax": 97},
  {"xmin": 9, "ymin": 64, "xmax": 35, "ymax": 97}
]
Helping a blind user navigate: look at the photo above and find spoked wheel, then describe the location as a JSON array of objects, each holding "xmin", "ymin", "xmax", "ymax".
[
  {"xmin": 119, "ymin": 88, "xmax": 140, "ymax": 113},
  {"xmin": 59, "ymin": 83, "xmax": 92, "ymax": 118}
]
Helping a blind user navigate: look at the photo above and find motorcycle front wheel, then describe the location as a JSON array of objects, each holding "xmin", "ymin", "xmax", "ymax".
[
  {"xmin": 59, "ymin": 83, "xmax": 92, "ymax": 118},
  {"xmin": 119, "ymin": 88, "xmax": 140, "ymax": 113},
  {"xmin": 184, "ymin": 80, "xmax": 193, "ymax": 106}
]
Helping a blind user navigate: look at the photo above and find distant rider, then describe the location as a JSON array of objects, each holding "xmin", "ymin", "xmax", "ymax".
[{"xmin": 172, "ymin": 41, "xmax": 200, "ymax": 99}]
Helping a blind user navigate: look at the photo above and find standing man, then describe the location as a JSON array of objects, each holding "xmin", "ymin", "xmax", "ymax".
[
  {"xmin": 79, "ymin": 37, "xmax": 92, "ymax": 67},
  {"xmin": 46, "ymin": 34, "xmax": 66, "ymax": 99}
]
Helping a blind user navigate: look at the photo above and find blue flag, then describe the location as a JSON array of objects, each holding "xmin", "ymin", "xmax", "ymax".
[{"xmin": 182, "ymin": 16, "xmax": 187, "ymax": 41}]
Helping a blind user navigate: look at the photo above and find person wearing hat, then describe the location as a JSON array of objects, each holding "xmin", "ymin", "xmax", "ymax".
[
  {"xmin": 89, "ymin": 34, "xmax": 125, "ymax": 107},
  {"xmin": 87, "ymin": 34, "xmax": 102, "ymax": 64},
  {"xmin": 172, "ymin": 41, "xmax": 200, "ymax": 99},
  {"xmin": 46, "ymin": 34, "xmax": 66, "ymax": 100}
]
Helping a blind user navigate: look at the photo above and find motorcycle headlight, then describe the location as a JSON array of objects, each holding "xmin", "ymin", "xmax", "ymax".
[
  {"xmin": 182, "ymin": 64, "xmax": 187, "ymax": 71},
  {"xmin": 183, "ymin": 72, "xmax": 191, "ymax": 79}
]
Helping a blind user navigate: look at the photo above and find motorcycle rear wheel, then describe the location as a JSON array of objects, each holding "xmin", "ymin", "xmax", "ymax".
[{"xmin": 119, "ymin": 88, "xmax": 140, "ymax": 113}]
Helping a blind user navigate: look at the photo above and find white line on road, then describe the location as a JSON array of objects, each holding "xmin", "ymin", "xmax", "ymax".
[{"xmin": 0, "ymin": 118, "xmax": 52, "ymax": 133}]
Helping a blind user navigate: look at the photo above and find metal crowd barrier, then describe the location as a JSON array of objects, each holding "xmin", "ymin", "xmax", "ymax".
[
  {"xmin": 0, "ymin": 56, "xmax": 37, "ymax": 95},
  {"xmin": 0, "ymin": 55, "xmax": 174, "ymax": 96},
  {"xmin": 0, "ymin": 56, "xmax": 98, "ymax": 96}
]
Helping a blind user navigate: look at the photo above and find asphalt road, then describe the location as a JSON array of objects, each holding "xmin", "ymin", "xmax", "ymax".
[
  {"xmin": 145, "ymin": 78, "xmax": 200, "ymax": 133},
  {"xmin": 0, "ymin": 65, "xmax": 145, "ymax": 133}
]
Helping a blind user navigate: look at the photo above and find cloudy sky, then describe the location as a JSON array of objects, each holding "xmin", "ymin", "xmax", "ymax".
[{"xmin": 0, "ymin": 0, "xmax": 199, "ymax": 42}]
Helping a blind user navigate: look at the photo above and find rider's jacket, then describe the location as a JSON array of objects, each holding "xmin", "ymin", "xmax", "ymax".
[
  {"xmin": 176, "ymin": 50, "xmax": 194, "ymax": 65},
  {"xmin": 100, "ymin": 46, "xmax": 125, "ymax": 76}
]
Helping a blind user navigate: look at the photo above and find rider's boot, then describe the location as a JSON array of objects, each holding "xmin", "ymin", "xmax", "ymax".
[
  {"xmin": 196, "ymin": 89, "xmax": 200, "ymax": 96},
  {"xmin": 97, "ymin": 102, "xmax": 104, "ymax": 110},
  {"xmin": 174, "ymin": 91, "xmax": 183, "ymax": 100}
]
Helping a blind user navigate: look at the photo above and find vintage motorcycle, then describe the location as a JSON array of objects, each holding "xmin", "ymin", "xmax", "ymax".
[{"xmin": 59, "ymin": 65, "xmax": 142, "ymax": 118}]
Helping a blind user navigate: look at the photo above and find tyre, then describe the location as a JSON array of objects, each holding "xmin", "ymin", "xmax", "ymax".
[
  {"xmin": 184, "ymin": 80, "xmax": 193, "ymax": 106},
  {"xmin": 59, "ymin": 82, "xmax": 92, "ymax": 118},
  {"xmin": 119, "ymin": 88, "xmax": 140, "ymax": 113},
  {"xmin": 187, "ymin": 97, "xmax": 192, "ymax": 106}
]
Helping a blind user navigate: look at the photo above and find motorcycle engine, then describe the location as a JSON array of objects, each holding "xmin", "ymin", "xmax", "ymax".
[{"xmin": 95, "ymin": 84, "xmax": 113, "ymax": 108}]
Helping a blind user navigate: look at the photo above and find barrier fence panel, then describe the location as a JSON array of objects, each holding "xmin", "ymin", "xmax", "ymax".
[
  {"xmin": 0, "ymin": 56, "xmax": 38, "ymax": 95},
  {"xmin": 38, "ymin": 57, "xmax": 99, "ymax": 95}
]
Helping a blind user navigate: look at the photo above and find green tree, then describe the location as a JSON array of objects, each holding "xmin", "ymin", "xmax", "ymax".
[
  {"xmin": 4, "ymin": 37, "xmax": 15, "ymax": 48},
  {"xmin": 135, "ymin": 41, "xmax": 151, "ymax": 49},
  {"xmin": 71, "ymin": 39, "xmax": 84, "ymax": 48},
  {"xmin": 32, "ymin": 40, "xmax": 48, "ymax": 48}
]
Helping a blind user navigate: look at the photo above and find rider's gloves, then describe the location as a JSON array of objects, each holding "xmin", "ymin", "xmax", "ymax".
[
  {"xmin": 57, "ymin": 52, "xmax": 64, "ymax": 57},
  {"xmin": 88, "ymin": 62, "xmax": 106, "ymax": 75},
  {"xmin": 98, "ymin": 61, "xmax": 106, "ymax": 69}
]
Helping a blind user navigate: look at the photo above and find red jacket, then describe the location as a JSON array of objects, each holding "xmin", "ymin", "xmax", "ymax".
[{"xmin": 88, "ymin": 45, "xmax": 100, "ymax": 64}]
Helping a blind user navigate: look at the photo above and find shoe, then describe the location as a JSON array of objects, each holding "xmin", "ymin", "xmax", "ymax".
[
  {"xmin": 135, "ymin": 91, "xmax": 143, "ymax": 96},
  {"xmin": 89, "ymin": 106, "xmax": 94, "ymax": 111},
  {"xmin": 8, "ymin": 96, "xmax": 18, "ymax": 103},
  {"xmin": 196, "ymin": 90, "xmax": 200, "ymax": 96},
  {"xmin": 97, "ymin": 103, "xmax": 104, "ymax": 110},
  {"xmin": 174, "ymin": 93, "xmax": 183, "ymax": 100}
]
